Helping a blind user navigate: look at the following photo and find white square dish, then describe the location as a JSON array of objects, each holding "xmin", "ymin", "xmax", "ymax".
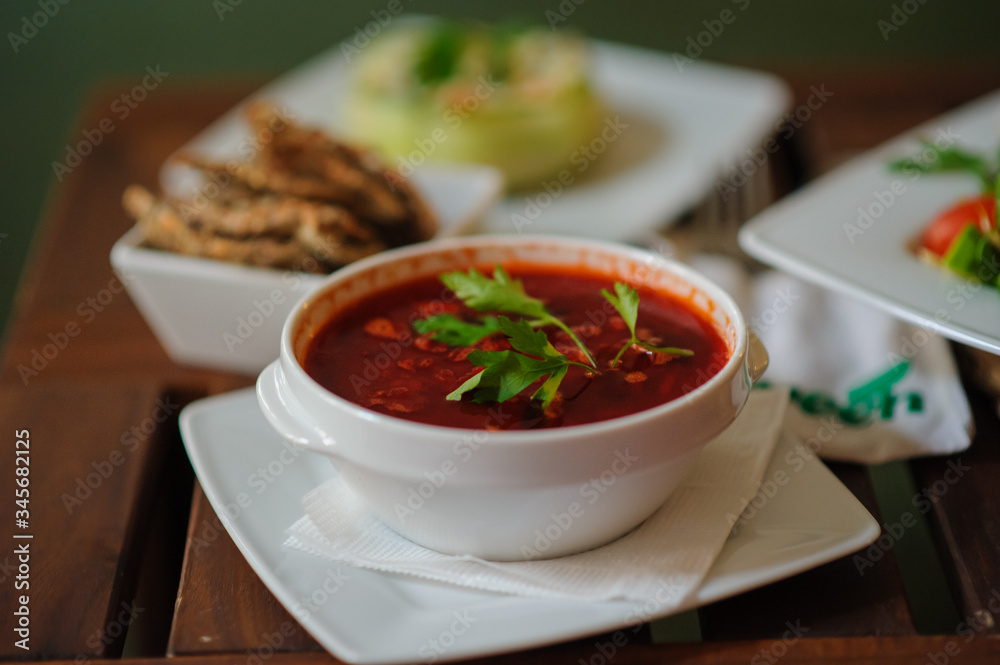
[
  {"xmin": 180, "ymin": 388, "xmax": 879, "ymax": 664},
  {"xmin": 110, "ymin": 165, "xmax": 503, "ymax": 374},
  {"xmin": 740, "ymin": 88, "xmax": 1000, "ymax": 355}
]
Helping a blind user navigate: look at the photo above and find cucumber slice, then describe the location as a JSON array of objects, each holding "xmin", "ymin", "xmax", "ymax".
[
  {"xmin": 941, "ymin": 224, "xmax": 1000, "ymax": 283},
  {"xmin": 942, "ymin": 225, "xmax": 984, "ymax": 279}
]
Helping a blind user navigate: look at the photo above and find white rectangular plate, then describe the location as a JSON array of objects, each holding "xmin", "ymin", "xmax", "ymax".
[
  {"xmin": 740, "ymin": 88, "xmax": 1000, "ymax": 355},
  {"xmin": 180, "ymin": 389, "xmax": 878, "ymax": 664}
]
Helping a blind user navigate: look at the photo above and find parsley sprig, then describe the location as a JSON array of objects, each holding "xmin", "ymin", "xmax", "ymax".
[
  {"xmin": 446, "ymin": 316, "xmax": 592, "ymax": 407},
  {"xmin": 601, "ymin": 282, "xmax": 695, "ymax": 367},
  {"xmin": 889, "ymin": 143, "xmax": 1000, "ymax": 272},
  {"xmin": 415, "ymin": 267, "xmax": 694, "ymax": 410},
  {"xmin": 440, "ymin": 266, "xmax": 596, "ymax": 366},
  {"xmin": 413, "ymin": 313, "xmax": 501, "ymax": 346},
  {"xmin": 889, "ymin": 140, "xmax": 999, "ymax": 194}
]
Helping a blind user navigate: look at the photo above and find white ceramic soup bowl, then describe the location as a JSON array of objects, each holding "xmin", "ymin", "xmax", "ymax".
[{"xmin": 257, "ymin": 236, "xmax": 767, "ymax": 561}]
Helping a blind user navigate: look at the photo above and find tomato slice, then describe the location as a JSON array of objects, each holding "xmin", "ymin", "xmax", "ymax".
[{"xmin": 920, "ymin": 194, "xmax": 996, "ymax": 257}]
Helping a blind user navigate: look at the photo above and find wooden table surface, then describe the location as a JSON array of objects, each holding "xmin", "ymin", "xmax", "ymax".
[{"xmin": 2, "ymin": 65, "xmax": 1000, "ymax": 664}]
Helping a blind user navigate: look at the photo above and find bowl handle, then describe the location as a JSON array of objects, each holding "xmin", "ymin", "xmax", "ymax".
[
  {"xmin": 747, "ymin": 330, "xmax": 769, "ymax": 385},
  {"xmin": 257, "ymin": 361, "xmax": 336, "ymax": 449}
]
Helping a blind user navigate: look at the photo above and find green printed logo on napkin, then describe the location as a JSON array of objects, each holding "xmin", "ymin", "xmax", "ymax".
[{"xmin": 759, "ymin": 360, "xmax": 923, "ymax": 426}]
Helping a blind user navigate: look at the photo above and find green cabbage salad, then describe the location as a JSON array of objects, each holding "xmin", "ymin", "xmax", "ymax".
[{"xmin": 342, "ymin": 20, "xmax": 605, "ymax": 189}]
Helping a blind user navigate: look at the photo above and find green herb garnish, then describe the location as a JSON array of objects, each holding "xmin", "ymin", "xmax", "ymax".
[
  {"xmin": 445, "ymin": 317, "xmax": 593, "ymax": 409},
  {"xmin": 440, "ymin": 266, "xmax": 596, "ymax": 366},
  {"xmin": 413, "ymin": 313, "xmax": 502, "ymax": 346},
  {"xmin": 601, "ymin": 282, "xmax": 694, "ymax": 367},
  {"xmin": 414, "ymin": 22, "xmax": 464, "ymax": 85},
  {"xmin": 889, "ymin": 143, "xmax": 1000, "ymax": 288},
  {"xmin": 427, "ymin": 269, "xmax": 694, "ymax": 411},
  {"xmin": 889, "ymin": 140, "xmax": 998, "ymax": 193}
]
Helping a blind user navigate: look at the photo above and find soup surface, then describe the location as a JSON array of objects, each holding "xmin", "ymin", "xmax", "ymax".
[{"xmin": 302, "ymin": 265, "xmax": 729, "ymax": 429}]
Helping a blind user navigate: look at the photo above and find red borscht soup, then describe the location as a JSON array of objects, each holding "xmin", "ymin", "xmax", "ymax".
[{"xmin": 302, "ymin": 264, "xmax": 729, "ymax": 429}]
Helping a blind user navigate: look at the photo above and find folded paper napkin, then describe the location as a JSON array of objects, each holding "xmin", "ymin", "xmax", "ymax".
[
  {"xmin": 283, "ymin": 390, "xmax": 788, "ymax": 604},
  {"xmin": 690, "ymin": 255, "xmax": 972, "ymax": 464}
]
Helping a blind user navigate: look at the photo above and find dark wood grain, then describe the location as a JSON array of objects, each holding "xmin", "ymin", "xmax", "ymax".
[
  {"xmin": 168, "ymin": 485, "xmax": 322, "ymax": 655},
  {"xmin": 18, "ymin": 634, "xmax": 1000, "ymax": 665},
  {"xmin": 910, "ymin": 354, "xmax": 1000, "ymax": 634},
  {"xmin": 0, "ymin": 383, "xmax": 173, "ymax": 658}
]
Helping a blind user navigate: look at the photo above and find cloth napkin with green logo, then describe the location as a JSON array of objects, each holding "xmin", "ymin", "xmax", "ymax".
[{"xmin": 690, "ymin": 256, "xmax": 972, "ymax": 464}]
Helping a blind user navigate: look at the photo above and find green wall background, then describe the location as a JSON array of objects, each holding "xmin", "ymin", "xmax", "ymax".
[{"xmin": 2, "ymin": 0, "xmax": 998, "ymax": 340}]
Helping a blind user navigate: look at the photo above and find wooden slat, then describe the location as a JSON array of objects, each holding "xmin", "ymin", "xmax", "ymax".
[
  {"xmin": 482, "ymin": 635, "xmax": 1000, "ymax": 665},
  {"xmin": 0, "ymin": 383, "xmax": 172, "ymax": 658},
  {"xmin": 910, "ymin": 349, "xmax": 1000, "ymax": 633},
  {"xmin": 168, "ymin": 484, "xmax": 322, "ymax": 655},
  {"xmin": 20, "ymin": 634, "xmax": 1000, "ymax": 665},
  {"xmin": 699, "ymin": 463, "xmax": 916, "ymax": 639},
  {"xmin": 0, "ymin": 83, "xmax": 263, "ymax": 658}
]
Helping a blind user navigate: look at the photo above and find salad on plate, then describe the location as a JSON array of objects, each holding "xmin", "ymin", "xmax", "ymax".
[
  {"xmin": 342, "ymin": 19, "xmax": 605, "ymax": 189},
  {"xmin": 890, "ymin": 141, "xmax": 1000, "ymax": 288}
]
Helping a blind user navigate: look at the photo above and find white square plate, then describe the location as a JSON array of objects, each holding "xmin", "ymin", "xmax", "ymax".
[
  {"xmin": 740, "ymin": 88, "xmax": 1000, "ymax": 355},
  {"xmin": 180, "ymin": 389, "xmax": 878, "ymax": 664}
]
